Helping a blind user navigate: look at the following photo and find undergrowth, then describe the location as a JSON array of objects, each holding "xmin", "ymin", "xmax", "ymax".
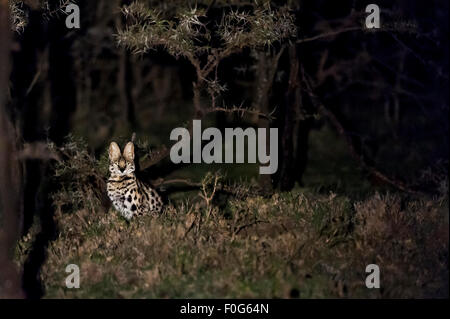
[{"xmin": 13, "ymin": 136, "xmax": 449, "ymax": 298}]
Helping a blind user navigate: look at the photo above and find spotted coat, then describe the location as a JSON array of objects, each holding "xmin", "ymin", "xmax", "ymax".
[{"xmin": 107, "ymin": 141, "xmax": 163, "ymax": 220}]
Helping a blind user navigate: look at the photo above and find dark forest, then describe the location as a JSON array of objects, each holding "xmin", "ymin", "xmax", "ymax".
[{"xmin": 0, "ymin": 0, "xmax": 448, "ymax": 299}]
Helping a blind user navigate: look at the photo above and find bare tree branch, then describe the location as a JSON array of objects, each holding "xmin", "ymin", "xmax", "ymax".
[
  {"xmin": 297, "ymin": 26, "xmax": 362, "ymax": 44},
  {"xmin": 301, "ymin": 65, "xmax": 424, "ymax": 196}
]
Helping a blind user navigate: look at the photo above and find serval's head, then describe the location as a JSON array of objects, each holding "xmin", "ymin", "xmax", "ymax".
[{"xmin": 108, "ymin": 141, "xmax": 135, "ymax": 176}]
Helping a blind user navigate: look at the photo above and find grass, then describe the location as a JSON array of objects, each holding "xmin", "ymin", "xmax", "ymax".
[
  {"xmin": 15, "ymin": 188, "xmax": 449, "ymax": 299},
  {"xmin": 12, "ymin": 127, "xmax": 449, "ymax": 299}
]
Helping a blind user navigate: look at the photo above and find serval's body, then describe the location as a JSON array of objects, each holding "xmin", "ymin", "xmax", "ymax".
[{"xmin": 107, "ymin": 141, "xmax": 163, "ymax": 220}]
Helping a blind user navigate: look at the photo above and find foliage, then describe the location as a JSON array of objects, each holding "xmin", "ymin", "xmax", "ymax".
[
  {"xmin": 9, "ymin": 0, "xmax": 73, "ymax": 32},
  {"xmin": 13, "ymin": 135, "xmax": 450, "ymax": 298},
  {"xmin": 116, "ymin": 1, "xmax": 296, "ymax": 56},
  {"xmin": 116, "ymin": 0, "xmax": 296, "ymax": 110},
  {"xmin": 218, "ymin": 5, "xmax": 296, "ymax": 48},
  {"xmin": 9, "ymin": 0, "xmax": 29, "ymax": 32},
  {"xmin": 49, "ymin": 135, "xmax": 108, "ymax": 214},
  {"xmin": 15, "ymin": 189, "xmax": 449, "ymax": 298}
]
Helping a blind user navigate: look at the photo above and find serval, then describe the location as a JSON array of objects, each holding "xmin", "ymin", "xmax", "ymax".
[{"xmin": 107, "ymin": 141, "xmax": 162, "ymax": 220}]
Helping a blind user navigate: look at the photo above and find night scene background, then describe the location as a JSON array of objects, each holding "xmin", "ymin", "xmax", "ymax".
[{"xmin": 0, "ymin": 0, "xmax": 448, "ymax": 299}]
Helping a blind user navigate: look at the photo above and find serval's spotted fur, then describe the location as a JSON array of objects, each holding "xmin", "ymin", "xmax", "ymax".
[{"xmin": 107, "ymin": 141, "xmax": 162, "ymax": 220}]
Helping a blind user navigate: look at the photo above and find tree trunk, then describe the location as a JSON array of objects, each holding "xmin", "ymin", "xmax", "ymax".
[
  {"xmin": 278, "ymin": 45, "xmax": 301, "ymax": 190},
  {"xmin": 252, "ymin": 52, "xmax": 272, "ymax": 194},
  {"xmin": 275, "ymin": 44, "xmax": 312, "ymax": 190},
  {"xmin": 0, "ymin": 0, "xmax": 25, "ymax": 298},
  {"xmin": 252, "ymin": 49, "xmax": 285, "ymax": 195}
]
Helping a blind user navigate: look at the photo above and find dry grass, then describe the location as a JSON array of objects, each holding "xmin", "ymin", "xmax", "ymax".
[{"xmin": 15, "ymin": 189, "xmax": 449, "ymax": 298}]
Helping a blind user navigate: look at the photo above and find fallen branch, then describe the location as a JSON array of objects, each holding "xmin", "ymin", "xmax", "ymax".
[
  {"xmin": 17, "ymin": 142, "xmax": 61, "ymax": 161},
  {"xmin": 152, "ymin": 177, "xmax": 264, "ymax": 198},
  {"xmin": 152, "ymin": 178, "xmax": 202, "ymax": 188},
  {"xmin": 139, "ymin": 105, "xmax": 275, "ymax": 171}
]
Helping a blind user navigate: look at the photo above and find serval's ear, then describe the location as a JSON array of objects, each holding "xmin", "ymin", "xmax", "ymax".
[
  {"xmin": 109, "ymin": 142, "xmax": 121, "ymax": 162},
  {"xmin": 123, "ymin": 142, "xmax": 135, "ymax": 162}
]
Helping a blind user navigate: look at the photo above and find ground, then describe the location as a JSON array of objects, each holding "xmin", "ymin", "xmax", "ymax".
[{"xmin": 15, "ymin": 188, "xmax": 449, "ymax": 298}]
